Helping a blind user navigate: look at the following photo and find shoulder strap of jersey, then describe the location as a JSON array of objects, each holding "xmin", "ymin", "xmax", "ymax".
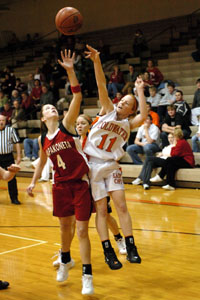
[{"xmin": 59, "ymin": 122, "xmax": 78, "ymax": 137}]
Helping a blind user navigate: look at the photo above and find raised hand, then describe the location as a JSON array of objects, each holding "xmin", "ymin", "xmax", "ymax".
[
  {"xmin": 58, "ymin": 49, "xmax": 75, "ymax": 70},
  {"xmin": 135, "ymin": 77, "xmax": 145, "ymax": 90},
  {"xmin": 85, "ymin": 44, "xmax": 100, "ymax": 62}
]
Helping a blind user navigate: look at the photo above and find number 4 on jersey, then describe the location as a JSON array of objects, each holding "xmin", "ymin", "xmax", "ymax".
[{"xmin": 57, "ymin": 154, "xmax": 66, "ymax": 169}]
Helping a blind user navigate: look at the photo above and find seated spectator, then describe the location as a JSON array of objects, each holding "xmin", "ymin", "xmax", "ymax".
[
  {"xmin": 173, "ymin": 90, "xmax": 191, "ymax": 126},
  {"xmin": 27, "ymin": 73, "xmax": 35, "ymax": 95},
  {"xmin": 192, "ymin": 78, "xmax": 200, "ymax": 109},
  {"xmin": 142, "ymin": 71, "xmax": 154, "ymax": 97},
  {"xmin": 11, "ymin": 100, "xmax": 27, "ymax": 129},
  {"xmin": 1, "ymin": 101, "xmax": 13, "ymax": 124},
  {"xmin": 146, "ymin": 59, "xmax": 164, "ymax": 87},
  {"xmin": 107, "ymin": 64, "xmax": 124, "ymax": 97},
  {"xmin": 112, "ymin": 92, "xmax": 122, "ymax": 104},
  {"xmin": 41, "ymin": 58, "xmax": 53, "ymax": 83},
  {"xmin": 160, "ymin": 104, "xmax": 191, "ymax": 148},
  {"xmin": 22, "ymin": 138, "xmax": 39, "ymax": 161},
  {"xmin": 21, "ymin": 91, "xmax": 34, "ymax": 118},
  {"xmin": 146, "ymin": 102, "xmax": 160, "ymax": 127},
  {"xmin": 126, "ymin": 115, "xmax": 160, "ymax": 165},
  {"xmin": 132, "ymin": 29, "xmax": 148, "ymax": 57},
  {"xmin": 11, "ymin": 89, "xmax": 21, "ymax": 105},
  {"xmin": 34, "ymin": 67, "xmax": 45, "ymax": 82},
  {"xmin": 40, "ymin": 84, "xmax": 54, "ymax": 106},
  {"xmin": 0, "ymin": 90, "xmax": 8, "ymax": 112},
  {"xmin": 191, "ymin": 32, "xmax": 200, "ymax": 62},
  {"xmin": 1, "ymin": 74, "xmax": 13, "ymax": 97},
  {"xmin": 49, "ymin": 80, "xmax": 60, "ymax": 105},
  {"xmin": 98, "ymin": 39, "xmax": 110, "ymax": 63},
  {"xmin": 122, "ymin": 64, "xmax": 138, "ymax": 95},
  {"xmin": 150, "ymin": 128, "xmax": 194, "ymax": 190},
  {"xmin": 31, "ymin": 79, "xmax": 42, "ymax": 107},
  {"xmin": 132, "ymin": 133, "xmax": 175, "ymax": 189},
  {"xmin": 147, "ymin": 86, "xmax": 161, "ymax": 112},
  {"xmin": 192, "ymin": 123, "xmax": 200, "ymax": 152},
  {"xmin": 15, "ymin": 77, "xmax": 27, "ymax": 94},
  {"xmin": 157, "ymin": 82, "xmax": 176, "ymax": 123}
]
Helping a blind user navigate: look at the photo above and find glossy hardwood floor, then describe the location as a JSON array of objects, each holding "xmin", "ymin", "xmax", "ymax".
[{"xmin": 0, "ymin": 177, "xmax": 200, "ymax": 300}]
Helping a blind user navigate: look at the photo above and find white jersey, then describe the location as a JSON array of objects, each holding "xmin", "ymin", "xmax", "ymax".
[{"xmin": 84, "ymin": 108, "xmax": 130, "ymax": 161}]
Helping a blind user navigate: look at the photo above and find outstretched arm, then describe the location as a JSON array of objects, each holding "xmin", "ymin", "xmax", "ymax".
[
  {"xmin": 85, "ymin": 45, "xmax": 114, "ymax": 114},
  {"xmin": 129, "ymin": 77, "xmax": 147, "ymax": 129},
  {"xmin": 0, "ymin": 164, "xmax": 20, "ymax": 181},
  {"xmin": 58, "ymin": 49, "xmax": 82, "ymax": 134},
  {"xmin": 27, "ymin": 137, "xmax": 47, "ymax": 197}
]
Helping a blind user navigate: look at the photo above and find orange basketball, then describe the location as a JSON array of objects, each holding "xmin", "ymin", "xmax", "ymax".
[{"xmin": 55, "ymin": 7, "xmax": 83, "ymax": 35}]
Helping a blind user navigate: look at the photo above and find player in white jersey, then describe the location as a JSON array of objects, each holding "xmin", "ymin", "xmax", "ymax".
[
  {"xmin": 84, "ymin": 46, "xmax": 147, "ymax": 269},
  {"xmin": 84, "ymin": 45, "xmax": 147, "ymax": 270}
]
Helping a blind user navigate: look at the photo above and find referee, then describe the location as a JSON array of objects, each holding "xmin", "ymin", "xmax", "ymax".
[{"xmin": 0, "ymin": 115, "xmax": 21, "ymax": 204}]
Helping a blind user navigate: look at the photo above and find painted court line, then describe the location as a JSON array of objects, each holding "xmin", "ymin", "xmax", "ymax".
[{"xmin": 0, "ymin": 232, "xmax": 48, "ymax": 255}]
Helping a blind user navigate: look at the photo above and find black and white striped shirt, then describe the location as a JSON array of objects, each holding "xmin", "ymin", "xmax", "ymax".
[{"xmin": 0, "ymin": 126, "xmax": 20, "ymax": 155}]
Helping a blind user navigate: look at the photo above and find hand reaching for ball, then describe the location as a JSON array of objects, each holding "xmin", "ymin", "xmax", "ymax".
[
  {"xmin": 85, "ymin": 45, "xmax": 100, "ymax": 62},
  {"xmin": 58, "ymin": 49, "xmax": 75, "ymax": 70}
]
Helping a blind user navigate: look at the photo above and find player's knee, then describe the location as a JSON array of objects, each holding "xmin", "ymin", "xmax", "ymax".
[{"xmin": 76, "ymin": 226, "xmax": 88, "ymax": 239}]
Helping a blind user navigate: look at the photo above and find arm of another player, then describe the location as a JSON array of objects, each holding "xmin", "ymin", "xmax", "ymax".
[
  {"xmin": 129, "ymin": 77, "xmax": 147, "ymax": 130},
  {"xmin": 85, "ymin": 45, "xmax": 114, "ymax": 114},
  {"xmin": 0, "ymin": 165, "xmax": 20, "ymax": 181},
  {"xmin": 58, "ymin": 49, "xmax": 82, "ymax": 134},
  {"xmin": 27, "ymin": 137, "xmax": 47, "ymax": 197}
]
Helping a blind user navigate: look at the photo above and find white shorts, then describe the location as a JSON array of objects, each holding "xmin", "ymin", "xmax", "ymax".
[{"xmin": 88, "ymin": 157, "xmax": 124, "ymax": 201}]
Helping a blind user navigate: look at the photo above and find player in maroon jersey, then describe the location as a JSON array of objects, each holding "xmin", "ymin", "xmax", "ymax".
[{"xmin": 27, "ymin": 50, "xmax": 94, "ymax": 295}]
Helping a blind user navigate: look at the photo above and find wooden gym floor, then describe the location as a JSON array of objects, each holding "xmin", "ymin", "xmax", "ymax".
[{"xmin": 0, "ymin": 177, "xmax": 200, "ymax": 300}]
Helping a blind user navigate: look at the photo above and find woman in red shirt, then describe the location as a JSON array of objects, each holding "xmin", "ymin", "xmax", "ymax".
[
  {"xmin": 146, "ymin": 59, "xmax": 164, "ymax": 87},
  {"xmin": 150, "ymin": 128, "xmax": 194, "ymax": 190}
]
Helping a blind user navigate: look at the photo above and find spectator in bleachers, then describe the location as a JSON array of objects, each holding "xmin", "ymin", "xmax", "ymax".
[
  {"xmin": 146, "ymin": 102, "xmax": 160, "ymax": 127},
  {"xmin": 21, "ymin": 91, "xmax": 34, "ymax": 118},
  {"xmin": 107, "ymin": 64, "xmax": 124, "ymax": 97},
  {"xmin": 27, "ymin": 73, "xmax": 35, "ymax": 95},
  {"xmin": 31, "ymin": 79, "xmax": 42, "ymax": 108},
  {"xmin": 11, "ymin": 99, "xmax": 27, "ymax": 129},
  {"xmin": 160, "ymin": 104, "xmax": 191, "ymax": 148},
  {"xmin": 192, "ymin": 124, "xmax": 200, "ymax": 153},
  {"xmin": 157, "ymin": 82, "xmax": 176, "ymax": 123},
  {"xmin": 132, "ymin": 133, "xmax": 175, "ymax": 190},
  {"xmin": 192, "ymin": 78, "xmax": 200, "ymax": 109},
  {"xmin": 112, "ymin": 92, "xmax": 122, "ymax": 104},
  {"xmin": 0, "ymin": 90, "xmax": 8, "ymax": 112},
  {"xmin": 147, "ymin": 86, "xmax": 161, "ymax": 112},
  {"xmin": 126, "ymin": 114, "xmax": 160, "ymax": 165},
  {"xmin": 49, "ymin": 80, "xmax": 60, "ymax": 105},
  {"xmin": 34, "ymin": 67, "xmax": 45, "ymax": 82},
  {"xmin": 1, "ymin": 74, "xmax": 13, "ymax": 97},
  {"xmin": 98, "ymin": 39, "xmax": 110, "ymax": 64},
  {"xmin": 191, "ymin": 33, "xmax": 200, "ymax": 62},
  {"xmin": 146, "ymin": 59, "xmax": 164, "ymax": 87},
  {"xmin": 40, "ymin": 84, "xmax": 54, "ymax": 106},
  {"xmin": 22, "ymin": 138, "xmax": 39, "ymax": 161},
  {"xmin": 41, "ymin": 58, "xmax": 53, "ymax": 83},
  {"xmin": 142, "ymin": 71, "xmax": 154, "ymax": 97},
  {"xmin": 15, "ymin": 77, "xmax": 27, "ymax": 94},
  {"xmin": 173, "ymin": 90, "xmax": 191, "ymax": 126},
  {"xmin": 11, "ymin": 89, "xmax": 21, "ymax": 104},
  {"xmin": 150, "ymin": 128, "xmax": 194, "ymax": 191},
  {"xmin": 1, "ymin": 101, "xmax": 13, "ymax": 124},
  {"xmin": 132, "ymin": 29, "xmax": 148, "ymax": 57},
  {"xmin": 122, "ymin": 64, "xmax": 138, "ymax": 95}
]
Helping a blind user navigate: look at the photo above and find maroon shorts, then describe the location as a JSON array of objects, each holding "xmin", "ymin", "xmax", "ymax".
[{"xmin": 52, "ymin": 180, "xmax": 93, "ymax": 221}]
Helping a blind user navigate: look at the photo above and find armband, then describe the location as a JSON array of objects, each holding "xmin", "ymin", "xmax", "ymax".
[{"xmin": 71, "ymin": 85, "xmax": 81, "ymax": 93}]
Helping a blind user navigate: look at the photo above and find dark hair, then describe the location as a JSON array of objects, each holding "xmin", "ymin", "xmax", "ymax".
[
  {"xmin": 147, "ymin": 114, "xmax": 153, "ymax": 121},
  {"xmin": 175, "ymin": 89, "xmax": 183, "ymax": 96},
  {"xmin": 196, "ymin": 78, "xmax": 200, "ymax": 83},
  {"xmin": 40, "ymin": 105, "xmax": 48, "ymax": 133},
  {"xmin": 77, "ymin": 114, "xmax": 93, "ymax": 125},
  {"xmin": 167, "ymin": 82, "xmax": 175, "ymax": 88},
  {"xmin": 146, "ymin": 101, "xmax": 152, "ymax": 107}
]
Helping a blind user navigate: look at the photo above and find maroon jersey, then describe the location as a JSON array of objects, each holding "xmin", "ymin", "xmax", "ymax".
[{"xmin": 42, "ymin": 123, "xmax": 89, "ymax": 183}]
